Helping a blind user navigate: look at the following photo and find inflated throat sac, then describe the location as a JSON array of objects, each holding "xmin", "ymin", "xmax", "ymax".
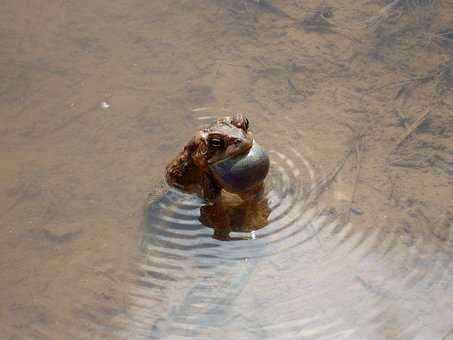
[{"xmin": 210, "ymin": 141, "xmax": 270, "ymax": 194}]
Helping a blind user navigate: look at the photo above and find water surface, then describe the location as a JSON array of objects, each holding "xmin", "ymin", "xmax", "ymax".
[{"xmin": 1, "ymin": 1, "xmax": 453, "ymax": 339}]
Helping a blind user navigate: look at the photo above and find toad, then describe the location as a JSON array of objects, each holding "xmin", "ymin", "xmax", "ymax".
[{"xmin": 165, "ymin": 113, "xmax": 269, "ymax": 202}]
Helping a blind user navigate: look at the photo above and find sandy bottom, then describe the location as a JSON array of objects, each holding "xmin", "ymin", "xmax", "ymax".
[{"xmin": 1, "ymin": 1, "xmax": 453, "ymax": 339}]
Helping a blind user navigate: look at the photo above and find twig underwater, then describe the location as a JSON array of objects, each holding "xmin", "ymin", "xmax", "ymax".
[
  {"xmin": 364, "ymin": 0, "xmax": 403, "ymax": 30},
  {"xmin": 345, "ymin": 134, "xmax": 365, "ymax": 225},
  {"xmin": 306, "ymin": 131, "xmax": 366, "ymax": 205},
  {"xmin": 391, "ymin": 110, "xmax": 431, "ymax": 153}
]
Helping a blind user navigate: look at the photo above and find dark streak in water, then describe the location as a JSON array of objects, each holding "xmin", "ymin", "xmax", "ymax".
[
  {"xmin": 29, "ymin": 228, "xmax": 81, "ymax": 244},
  {"xmin": 150, "ymin": 257, "xmax": 258, "ymax": 338}
]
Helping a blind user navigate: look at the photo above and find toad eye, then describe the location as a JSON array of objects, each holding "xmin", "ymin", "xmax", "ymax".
[
  {"xmin": 244, "ymin": 118, "xmax": 249, "ymax": 130},
  {"xmin": 208, "ymin": 137, "xmax": 225, "ymax": 149}
]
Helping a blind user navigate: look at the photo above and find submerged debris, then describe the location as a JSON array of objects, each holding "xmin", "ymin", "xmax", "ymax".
[
  {"xmin": 433, "ymin": 29, "xmax": 453, "ymax": 48},
  {"xmin": 385, "ymin": 0, "xmax": 436, "ymax": 7},
  {"xmin": 298, "ymin": 6, "xmax": 335, "ymax": 32},
  {"xmin": 249, "ymin": 0, "xmax": 293, "ymax": 19}
]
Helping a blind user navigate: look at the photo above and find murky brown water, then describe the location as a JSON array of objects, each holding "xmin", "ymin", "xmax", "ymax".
[{"xmin": 2, "ymin": 1, "xmax": 453, "ymax": 339}]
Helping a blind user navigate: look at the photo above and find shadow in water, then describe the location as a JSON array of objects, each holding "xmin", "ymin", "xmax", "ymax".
[{"xmin": 199, "ymin": 193, "xmax": 270, "ymax": 241}]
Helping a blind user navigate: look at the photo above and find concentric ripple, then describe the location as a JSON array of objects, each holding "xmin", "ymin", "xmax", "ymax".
[
  {"xmin": 140, "ymin": 146, "xmax": 329, "ymax": 259},
  {"xmin": 115, "ymin": 115, "xmax": 453, "ymax": 340}
]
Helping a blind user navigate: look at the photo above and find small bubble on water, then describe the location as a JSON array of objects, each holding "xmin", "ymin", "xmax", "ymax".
[{"xmin": 99, "ymin": 101, "xmax": 111, "ymax": 109}]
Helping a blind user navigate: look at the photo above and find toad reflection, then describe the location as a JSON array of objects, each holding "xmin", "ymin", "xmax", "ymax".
[
  {"xmin": 165, "ymin": 113, "xmax": 270, "ymax": 240},
  {"xmin": 199, "ymin": 192, "xmax": 270, "ymax": 240}
]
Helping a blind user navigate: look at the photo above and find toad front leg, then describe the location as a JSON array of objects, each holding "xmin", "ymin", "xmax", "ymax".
[{"xmin": 201, "ymin": 173, "xmax": 222, "ymax": 202}]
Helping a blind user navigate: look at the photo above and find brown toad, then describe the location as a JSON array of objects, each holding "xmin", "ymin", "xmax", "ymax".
[{"xmin": 165, "ymin": 113, "xmax": 269, "ymax": 202}]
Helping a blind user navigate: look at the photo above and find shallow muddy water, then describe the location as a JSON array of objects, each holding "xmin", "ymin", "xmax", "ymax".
[{"xmin": 1, "ymin": 1, "xmax": 453, "ymax": 339}]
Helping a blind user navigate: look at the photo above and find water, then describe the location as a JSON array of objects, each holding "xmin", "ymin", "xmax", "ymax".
[{"xmin": 1, "ymin": 1, "xmax": 453, "ymax": 339}]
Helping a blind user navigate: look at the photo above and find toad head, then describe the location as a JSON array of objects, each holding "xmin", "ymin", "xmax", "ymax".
[{"xmin": 165, "ymin": 113, "xmax": 267, "ymax": 201}]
